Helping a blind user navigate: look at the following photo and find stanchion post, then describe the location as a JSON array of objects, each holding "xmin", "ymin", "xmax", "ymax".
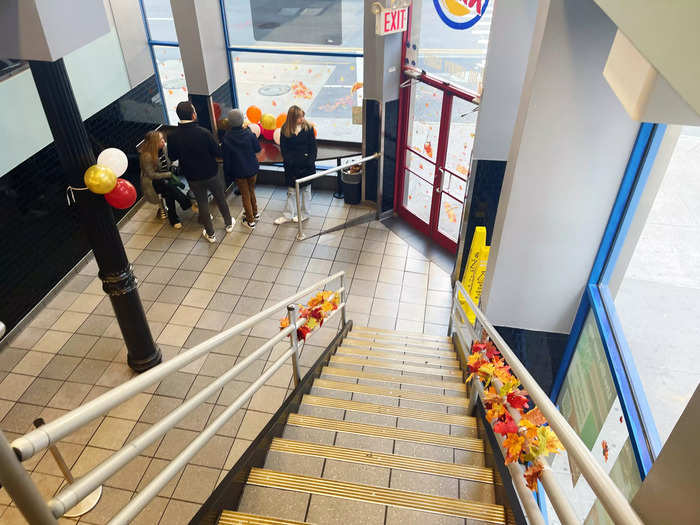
[
  {"xmin": 295, "ymin": 181, "xmax": 305, "ymax": 240},
  {"xmin": 287, "ymin": 304, "xmax": 302, "ymax": 387},
  {"xmin": 339, "ymin": 274, "xmax": 347, "ymax": 329}
]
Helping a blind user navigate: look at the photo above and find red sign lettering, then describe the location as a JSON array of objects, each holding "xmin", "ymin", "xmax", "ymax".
[{"xmin": 468, "ymin": 0, "xmax": 482, "ymax": 15}]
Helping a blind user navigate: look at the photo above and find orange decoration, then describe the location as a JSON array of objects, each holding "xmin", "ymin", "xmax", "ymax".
[
  {"xmin": 246, "ymin": 105, "xmax": 262, "ymax": 124},
  {"xmin": 275, "ymin": 113, "xmax": 287, "ymax": 128}
]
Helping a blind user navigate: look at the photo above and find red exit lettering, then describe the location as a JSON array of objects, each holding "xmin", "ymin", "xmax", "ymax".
[{"xmin": 382, "ymin": 8, "xmax": 407, "ymax": 34}]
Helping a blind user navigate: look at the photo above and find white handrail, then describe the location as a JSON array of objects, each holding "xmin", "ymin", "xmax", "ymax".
[
  {"xmin": 453, "ymin": 281, "xmax": 644, "ymax": 525},
  {"xmin": 12, "ymin": 271, "xmax": 345, "ymax": 461},
  {"xmin": 294, "ymin": 153, "xmax": 381, "ymax": 240}
]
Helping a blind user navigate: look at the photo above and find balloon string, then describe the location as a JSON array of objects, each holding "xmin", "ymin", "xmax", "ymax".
[{"xmin": 66, "ymin": 186, "xmax": 89, "ymax": 206}]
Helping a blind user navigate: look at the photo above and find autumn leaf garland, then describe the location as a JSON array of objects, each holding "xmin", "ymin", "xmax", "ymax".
[
  {"xmin": 279, "ymin": 290, "xmax": 340, "ymax": 341},
  {"xmin": 468, "ymin": 340, "xmax": 564, "ymax": 490}
]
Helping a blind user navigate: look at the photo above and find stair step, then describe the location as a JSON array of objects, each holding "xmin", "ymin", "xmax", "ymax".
[
  {"xmin": 330, "ymin": 356, "xmax": 463, "ymax": 379},
  {"xmin": 219, "ymin": 511, "xmax": 309, "ymax": 524},
  {"xmin": 322, "ymin": 366, "xmax": 467, "ymax": 392},
  {"xmin": 246, "ymin": 469, "xmax": 505, "ymax": 523},
  {"xmin": 353, "ymin": 326, "xmax": 452, "ymax": 344},
  {"xmin": 301, "ymin": 395, "xmax": 475, "ymax": 427},
  {"xmin": 347, "ymin": 334, "xmax": 454, "ymax": 352},
  {"xmin": 286, "ymin": 414, "xmax": 483, "ymax": 452},
  {"xmin": 342, "ymin": 338, "xmax": 457, "ymax": 359},
  {"xmin": 313, "ymin": 378, "xmax": 468, "ymax": 407},
  {"xmin": 270, "ymin": 438, "xmax": 493, "ymax": 484},
  {"xmin": 337, "ymin": 346, "xmax": 460, "ymax": 368}
]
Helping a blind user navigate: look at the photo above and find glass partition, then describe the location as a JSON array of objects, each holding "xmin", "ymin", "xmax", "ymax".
[
  {"xmin": 153, "ymin": 46, "xmax": 188, "ymax": 124},
  {"xmin": 141, "ymin": 0, "xmax": 177, "ymax": 42}
]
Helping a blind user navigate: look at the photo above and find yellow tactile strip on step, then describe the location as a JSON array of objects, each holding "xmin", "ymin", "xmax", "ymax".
[
  {"xmin": 302, "ymin": 395, "xmax": 476, "ymax": 427},
  {"xmin": 218, "ymin": 511, "xmax": 310, "ymax": 524},
  {"xmin": 313, "ymin": 378, "xmax": 469, "ymax": 407},
  {"xmin": 286, "ymin": 414, "xmax": 484, "ymax": 452},
  {"xmin": 270, "ymin": 438, "xmax": 494, "ymax": 484},
  {"xmin": 342, "ymin": 338, "xmax": 457, "ymax": 359},
  {"xmin": 353, "ymin": 326, "xmax": 453, "ymax": 343},
  {"xmin": 347, "ymin": 333, "xmax": 455, "ymax": 351},
  {"xmin": 321, "ymin": 366, "xmax": 467, "ymax": 392},
  {"xmin": 337, "ymin": 346, "xmax": 461, "ymax": 368},
  {"xmin": 247, "ymin": 469, "xmax": 505, "ymax": 524},
  {"xmin": 330, "ymin": 355, "xmax": 463, "ymax": 378}
]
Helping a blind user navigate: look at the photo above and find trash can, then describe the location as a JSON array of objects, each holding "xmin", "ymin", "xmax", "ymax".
[{"xmin": 342, "ymin": 169, "xmax": 362, "ymax": 205}]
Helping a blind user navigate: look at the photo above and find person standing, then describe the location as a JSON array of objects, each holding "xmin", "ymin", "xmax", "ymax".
[
  {"xmin": 139, "ymin": 130, "xmax": 192, "ymax": 229},
  {"xmin": 222, "ymin": 109, "xmax": 261, "ymax": 229},
  {"xmin": 167, "ymin": 101, "xmax": 234, "ymax": 243},
  {"xmin": 274, "ymin": 105, "xmax": 317, "ymax": 225}
]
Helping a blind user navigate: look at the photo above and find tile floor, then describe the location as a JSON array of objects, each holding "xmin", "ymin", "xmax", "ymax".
[{"xmin": 0, "ymin": 185, "xmax": 455, "ymax": 524}]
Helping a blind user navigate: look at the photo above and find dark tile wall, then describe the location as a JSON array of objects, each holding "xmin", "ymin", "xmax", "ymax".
[
  {"xmin": 0, "ymin": 75, "xmax": 165, "ymax": 333},
  {"xmin": 363, "ymin": 99, "xmax": 381, "ymax": 202},
  {"xmin": 381, "ymin": 99, "xmax": 399, "ymax": 212},
  {"xmin": 212, "ymin": 80, "xmax": 235, "ymax": 142}
]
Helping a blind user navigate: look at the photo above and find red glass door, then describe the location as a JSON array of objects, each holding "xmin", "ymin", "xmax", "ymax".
[{"xmin": 395, "ymin": 73, "xmax": 477, "ymax": 252}]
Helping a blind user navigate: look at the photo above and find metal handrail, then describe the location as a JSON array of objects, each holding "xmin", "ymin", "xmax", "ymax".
[
  {"xmin": 294, "ymin": 153, "xmax": 381, "ymax": 240},
  {"xmin": 12, "ymin": 271, "xmax": 345, "ymax": 461},
  {"xmin": 451, "ymin": 281, "xmax": 644, "ymax": 525},
  {"xmin": 3, "ymin": 271, "xmax": 348, "ymax": 523}
]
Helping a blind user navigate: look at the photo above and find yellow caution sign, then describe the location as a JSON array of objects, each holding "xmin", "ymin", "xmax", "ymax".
[{"xmin": 457, "ymin": 226, "xmax": 488, "ymax": 324}]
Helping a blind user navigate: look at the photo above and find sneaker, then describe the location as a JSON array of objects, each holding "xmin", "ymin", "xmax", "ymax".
[
  {"xmin": 274, "ymin": 216, "xmax": 292, "ymax": 225},
  {"xmin": 202, "ymin": 229, "xmax": 217, "ymax": 243},
  {"xmin": 243, "ymin": 212, "xmax": 261, "ymax": 223},
  {"xmin": 243, "ymin": 219, "xmax": 256, "ymax": 230},
  {"xmin": 173, "ymin": 222, "xmax": 183, "ymax": 229},
  {"xmin": 292, "ymin": 215, "xmax": 309, "ymax": 223},
  {"xmin": 225, "ymin": 219, "xmax": 235, "ymax": 233}
]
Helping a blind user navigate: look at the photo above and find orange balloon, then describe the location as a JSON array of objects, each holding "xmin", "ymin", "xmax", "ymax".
[
  {"xmin": 246, "ymin": 105, "xmax": 261, "ymax": 124},
  {"xmin": 275, "ymin": 113, "xmax": 287, "ymax": 128}
]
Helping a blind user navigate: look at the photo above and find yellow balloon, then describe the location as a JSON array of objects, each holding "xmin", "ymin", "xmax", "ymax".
[
  {"xmin": 84, "ymin": 164, "xmax": 117, "ymax": 194},
  {"xmin": 261, "ymin": 113, "xmax": 276, "ymax": 130}
]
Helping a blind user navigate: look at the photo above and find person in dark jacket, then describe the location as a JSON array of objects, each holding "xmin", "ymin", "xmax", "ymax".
[
  {"xmin": 167, "ymin": 101, "xmax": 233, "ymax": 243},
  {"xmin": 274, "ymin": 105, "xmax": 317, "ymax": 225},
  {"xmin": 222, "ymin": 109, "xmax": 261, "ymax": 229}
]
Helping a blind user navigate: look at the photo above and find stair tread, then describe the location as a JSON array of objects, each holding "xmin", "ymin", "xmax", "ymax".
[
  {"xmin": 322, "ymin": 366, "xmax": 467, "ymax": 392},
  {"xmin": 330, "ymin": 355, "xmax": 463, "ymax": 378},
  {"xmin": 343, "ymin": 338, "xmax": 457, "ymax": 359},
  {"xmin": 286, "ymin": 414, "xmax": 483, "ymax": 452},
  {"xmin": 301, "ymin": 394, "xmax": 475, "ymax": 427},
  {"xmin": 337, "ymin": 346, "xmax": 460, "ymax": 368},
  {"xmin": 219, "ymin": 511, "xmax": 309, "ymax": 525},
  {"xmin": 348, "ymin": 334, "xmax": 454, "ymax": 351},
  {"xmin": 246, "ymin": 468, "xmax": 504, "ymax": 523},
  {"xmin": 353, "ymin": 326, "xmax": 452, "ymax": 343},
  {"xmin": 269, "ymin": 438, "xmax": 493, "ymax": 483},
  {"xmin": 312, "ymin": 378, "xmax": 468, "ymax": 407}
]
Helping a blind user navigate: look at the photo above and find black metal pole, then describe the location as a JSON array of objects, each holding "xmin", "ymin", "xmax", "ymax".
[{"xmin": 30, "ymin": 59, "xmax": 161, "ymax": 372}]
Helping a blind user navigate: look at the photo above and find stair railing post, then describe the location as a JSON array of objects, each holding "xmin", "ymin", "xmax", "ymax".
[
  {"xmin": 287, "ymin": 304, "xmax": 302, "ymax": 387},
  {"xmin": 339, "ymin": 274, "xmax": 347, "ymax": 329}
]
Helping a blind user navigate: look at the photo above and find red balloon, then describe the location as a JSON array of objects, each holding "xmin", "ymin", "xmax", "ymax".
[
  {"xmin": 105, "ymin": 179, "xmax": 137, "ymax": 209},
  {"xmin": 213, "ymin": 102, "xmax": 222, "ymax": 121},
  {"xmin": 261, "ymin": 127, "xmax": 275, "ymax": 140}
]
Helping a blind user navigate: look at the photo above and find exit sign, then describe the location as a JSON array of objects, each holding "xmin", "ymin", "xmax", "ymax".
[{"xmin": 375, "ymin": 6, "xmax": 409, "ymax": 36}]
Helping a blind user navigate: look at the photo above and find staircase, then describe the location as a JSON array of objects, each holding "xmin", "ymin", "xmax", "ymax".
[{"xmin": 218, "ymin": 325, "xmax": 505, "ymax": 525}]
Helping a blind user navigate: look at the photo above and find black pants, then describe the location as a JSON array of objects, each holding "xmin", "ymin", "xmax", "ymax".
[
  {"xmin": 188, "ymin": 173, "xmax": 233, "ymax": 235},
  {"xmin": 153, "ymin": 179, "xmax": 191, "ymax": 225}
]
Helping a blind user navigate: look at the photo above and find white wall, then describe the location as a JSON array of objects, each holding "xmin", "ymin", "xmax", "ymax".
[
  {"xmin": 472, "ymin": 0, "xmax": 539, "ymax": 161},
  {"xmin": 482, "ymin": 0, "xmax": 640, "ymax": 333}
]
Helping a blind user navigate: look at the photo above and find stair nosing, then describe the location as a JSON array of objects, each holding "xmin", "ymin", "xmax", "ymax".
[
  {"xmin": 352, "ymin": 326, "xmax": 453, "ymax": 343},
  {"xmin": 337, "ymin": 346, "xmax": 461, "ymax": 368},
  {"xmin": 218, "ymin": 511, "xmax": 310, "ymax": 525},
  {"xmin": 343, "ymin": 338, "xmax": 457, "ymax": 359},
  {"xmin": 330, "ymin": 355, "xmax": 463, "ymax": 378},
  {"xmin": 348, "ymin": 331, "xmax": 454, "ymax": 348},
  {"xmin": 247, "ymin": 468, "xmax": 505, "ymax": 523},
  {"xmin": 322, "ymin": 366, "xmax": 467, "ymax": 392}
]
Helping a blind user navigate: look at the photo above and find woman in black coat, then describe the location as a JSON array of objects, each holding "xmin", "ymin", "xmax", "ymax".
[{"xmin": 274, "ymin": 105, "xmax": 317, "ymax": 225}]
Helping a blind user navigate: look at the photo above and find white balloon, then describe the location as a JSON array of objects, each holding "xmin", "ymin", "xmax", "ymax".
[
  {"xmin": 248, "ymin": 123, "xmax": 261, "ymax": 138},
  {"xmin": 273, "ymin": 128, "xmax": 281, "ymax": 145},
  {"xmin": 97, "ymin": 148, "xmax": 128, "ymax": 177}
]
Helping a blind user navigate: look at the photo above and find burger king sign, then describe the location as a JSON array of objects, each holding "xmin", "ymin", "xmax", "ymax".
[{"xmin": 434, "ymin": 0, "xmax": 489, "ymax": 30}]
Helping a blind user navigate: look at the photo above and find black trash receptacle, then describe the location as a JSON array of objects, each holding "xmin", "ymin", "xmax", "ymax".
[{"xmin": 342, "ymin": 170, "xmax": 362, "ymax": 205}]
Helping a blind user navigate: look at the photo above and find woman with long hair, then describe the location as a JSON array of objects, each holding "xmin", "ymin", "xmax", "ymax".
[
  {"xmin": 274, "ymin": 105, "xmax": 317, "ymax": 225},
  {"xmin": 139, "ymin": 130, "xmax": 192, "ymax": 228}
]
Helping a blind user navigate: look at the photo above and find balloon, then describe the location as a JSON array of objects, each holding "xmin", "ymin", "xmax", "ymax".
[
  {"xmin": 261, "ymin": 128, "xmax": 274, "ymax": 140},
  {"xmin": 97, "ymin": 148, "xmax": 128, "ymax": 177},
  {"xmin": 248, "ymin": 123, "xmax": 261, "ymax": 138},
  {"xmin": 273, "ymin": 128, "xmax": 281, "ymax": 145},
  {"xmin": 218, "ymin": 117, "xmax": 231, "ymax": 131},
  {"xmin": 104, "ymin": 179, "xmax": 137, "ymax": 209},
  {"xmin": 213, "ymin": 102, "xmax": 222, "ymax": 121},
  {"xmin": 313, "ymin": 126, "xmax": 317, "ymax": 137},
  {"xmin": 246, "ymin": 105, "xmax": 262, "ymax": 123},
  {"xmin": 261, "ymin": 113, "xmax": 275, "ymax": 130},
  {"xmin": 84, "ymin": 165, "xmax": 117, "ymax": 194},
  {"xmin": 275, "ymin": 113, "xmax": 287, "ymax": 128}
]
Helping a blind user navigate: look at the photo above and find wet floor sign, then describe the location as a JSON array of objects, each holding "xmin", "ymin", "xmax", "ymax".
[{"xmin": 459, "ymin": 226, "xmax": 489, "ymax": 324}]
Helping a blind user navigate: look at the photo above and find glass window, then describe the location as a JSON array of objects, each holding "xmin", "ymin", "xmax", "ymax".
[
  {"xmin": 232, "ymin": 51, "xmax": 362, "ymax": 141},
  {"xmin": 550, "ymin": 312, "xmax": 640, "ymax": 521},
  {"xmin": 153, "ymin": 46, "xmax": 188, "ymax": 124},
  {"xmin": 223, "ymin": 0, "xmax": 363, "ymax": 51},
  {"xmin": 416, "ymin": 0, "xmax": 494, "ymax": 92},
  {"xmin": 141, "ymin": 0, "xmax": 178, "ymax": 42},
  {"xmin": 613, "ymin": 125, "xmax": 700, "ymax": 445}
]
